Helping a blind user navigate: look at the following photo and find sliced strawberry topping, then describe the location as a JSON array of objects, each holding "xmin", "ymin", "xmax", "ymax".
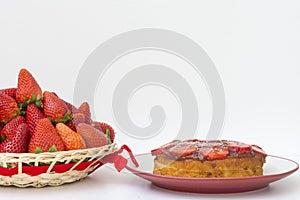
[
  {"xmin": 169, "ymin": 145, "xmax": 197, "ymax": 157},
  {"xmin": 251, "ymin": 145, "xmax": 267, "ymax": 156},
  {"xmin": 152, "ymin": 139, "xmax": 267, "ymax": 161},
  {"xmin": 226, "ymin": 141, "xmax": 252, "ymax": 154},
  {"xmin": 151, "ymin": 140, "xmax": 179, "ymax": 155},
  {"xmin": 200, "ymin": 147, "xmax": 229, "ymax": 160}
]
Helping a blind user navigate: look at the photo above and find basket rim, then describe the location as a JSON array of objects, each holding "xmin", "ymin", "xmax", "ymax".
[
  {"xmin": 0, "ymin": 143, "xmax": 118, "ymax": 178},
  {"xmin": 0, "ymin": 143, "xmax": 117, "ymax": 159}
]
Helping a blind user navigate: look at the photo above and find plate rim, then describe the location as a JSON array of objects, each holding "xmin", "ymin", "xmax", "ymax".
[{"xmin": 125, "ymin": 153, "xmax": 299, "ymax": 182}]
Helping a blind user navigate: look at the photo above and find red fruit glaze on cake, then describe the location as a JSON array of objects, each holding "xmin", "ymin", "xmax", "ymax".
[{"xmin": 151, "ymin": 140, "xmax": 267, "ymax": 161}]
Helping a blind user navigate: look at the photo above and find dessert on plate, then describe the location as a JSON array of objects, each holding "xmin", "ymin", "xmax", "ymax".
[{"xmin": 151, "ymin": 140, "xmax": 267, "ymax": 178}]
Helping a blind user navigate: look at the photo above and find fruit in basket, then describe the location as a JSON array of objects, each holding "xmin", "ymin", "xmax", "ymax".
[
  {"xmin": 1, "ymin": 116, "xmax": 25, "ymax": 139},
  {"xmin": 16, "ymin": 68, "xmax": 43, "ymax": 104},
  {"xmin": 0, "ymin": 123, "xmax": 30, "ymax": 153},
  {"xmin": 0, "ymin": 68, "xmax": 116, "ymax": 154},
  {"xmin": 0, "ymin": 93, "xmax": 19, "ymax": 123},
  {"xmin": 73, "ymin": 113, "xmax": 90, "ymax": 127},
  {"xmin": 76, "ymin": 102, "xmax": 91, "ymax": 121},
  {"xmin": 76, "ymin": 123, "xmax": 108, "ymax": 148},
  {"xmin": 43, "ymin": 91, "xmax": 72, "ymax": 123},
  {"xmin": 65, "ymin": 120, "xmax": 77, "ymax": 131},
  {"xmin": 96, "ymin": 122, "xmax": 115, "ymax": 143},
  {"xmin": 64, "ymin": 100, "xmax": 78, "ymax": 114},
  {"xmin": 56, "ymin": 123, "xmax": 86, "ymax": 150},
  {"xmin": 0, "ymin": 88, "xmax": 17, "ymax": 99},
  {"xmin": 28, "ymin": 118, "xmax": 65, "ymax": 153},
  {"xmin": 26, "ymin": 104, "xmax": 45, "ymax": 135}
]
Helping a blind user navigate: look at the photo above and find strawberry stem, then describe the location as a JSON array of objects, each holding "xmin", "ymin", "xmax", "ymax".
[
  {"xmin": 106, "ymin": 129, "xmax": 112, "ymax": 144},
  {"xmin": 35, "ymin": 100, "xmax": 42, "ymax": 108},
  {"xmin": 1, "ymin": 135, "xmax": 7, "ymax": 142},
  {"xmin": 18, "ymin": 94, "xmax": 44, "ymax": 116},
  {"xmin": 48, "ymin": 145, "xmax": 57, "ymax": 152},
  {"xmin": 49, "ymin": 111, "xmax": 73, "ymax": 125},
  {"xmin": 35, "ymin": 147, "xmax": 44, "ymax": 154}
]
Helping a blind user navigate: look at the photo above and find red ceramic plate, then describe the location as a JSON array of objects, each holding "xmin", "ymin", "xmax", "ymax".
[{"xmin": 126, "ymin": 153, "xmax": 298, "ymax": 194}]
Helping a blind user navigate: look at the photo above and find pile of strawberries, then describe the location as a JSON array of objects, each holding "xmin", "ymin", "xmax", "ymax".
[{"xmin": 0, "ymin": 69, "xmax": 115, "ymax": 154}]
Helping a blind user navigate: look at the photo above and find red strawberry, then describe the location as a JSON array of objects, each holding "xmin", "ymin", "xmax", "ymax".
[
  {"xmin": 151, "ymin": 140, "xmax": 179, "ymax": 155},
  {"xmin": 16, "ymin": 68, "xmax": 42, "ymax": 104},
  {"xmin": 73, "ymin": 113, "xmax": 90, "ymax": 127},
  {"xmin": 94, "ymin": 122, "xmax": 116, "ymax": 143},
  {"xmin": 51, "ymin": 92, "xmax": 78, "ymax": 114},
  {"xmin": 64, "ymin": 100, "xmax": 78, "ymax": 115},
  {"xmin": 65, "ymin": 120, "xmax": 76, "ymax": 132},
  {"xmin": 251, "ymin": 145, "xmax": 267, "ymax": 156},
  {"xmin": 226, "ymin": 141, "xmax": 252, "ymax": 154},
  {"xmin": 0, "ymin": 88, "xmax": 17, "ymax": 99},
  {"xmin": 90, "ymin": 121, "xmax": 102, "ymax": 130},
  {"xmin": 0, "ymin": 123, "xmax": 30, "ymax": 153},
  {"xmin": 0, "ymin": 93, "xmax": 19, "ymax": 123},
  {"xmin": 43, "ymin": 91, "xmax": 71, "ymax": 123},
  {"xmin": 26, "ymin": 104, "xmax": 45, "ymax": 135},
  {"xmin": 199, "ymin": 147, "xmax": 229, "ymax": 160},
  {"xmin": 76, "ymin": 123, "xmax": 108, "ymax": 148},
  {"xmin": 28, "ymin": 118, "xmax": 65, "ymax": 153},
  {"xmin": 56, "ymin": 123, "xmax": 86, "ymax": 150},
  {"xmin": 75, "ymin": 102, "xmax": 91, "ymax": 120},
  {"xmin": 169, "ymin": 145, "xmax": 197, "ymax": 157},
  {"xmin": 0, "ymin": 116, "xmax": 25, "ymax": 139}
]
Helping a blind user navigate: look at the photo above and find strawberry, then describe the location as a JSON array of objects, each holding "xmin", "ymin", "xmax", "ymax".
[
  {"xmin": 94, "ymin": 122, "xmax": 116, "ymax": 143},
  {"xmin": 76, "ymin": 123, "xmax": 108, "ymax": 148},
  {"xmin": 0, "ymin": 88, "xmax": 17, "ymax": 99},
  {"xmin": 28, "ymin": 118, "xmax": 65, "ymax": 153},
  {"xmin": 51, "ymin": 92, "xmax": 77, "ymax": 114},
  {"xmin": 26, "ymin": 104, "xmax": 45, "ymax": 135},
  {"xmin": 65, "ymin": 120, "xmax": 76, "ymax": 132},
  {"xmin": 251, "ymin": 145, "xmax": 267, "ymax": 156},
  {"xmin": 90, "ymin": 121, "xmax": 102, "ymax": 130},
  {"xmin": 0, "ymin": 93, "xmax": 19, "ymax": 123},
  {"xmin": 42, "ymin": 91, "xmax": 71, "ymax": 123},
  {"xmin": 226, "ymin": 141, "xmax": 252, "ymax": 154},
  {"xmin": 169, "ymin": 145, "xmax": 197, "ymax": 157},
  {"xmin": 64, "ymin": 100, "xmax": 78, "ymax": 115},
  {"xmin": 75, "ymin": 102, "xmax": 91, "ymax": 120},
  {"xmin": 151, "ymin": 140, "xmax": 180, "ymax": 155},
  {"xmin": 56, "ymin": 123, "xmax": 86, "ymax": 150},
  {"xmin": 16, "ymin": 68, "xmax": 42, "ymax": 104},
  {"xmin": 0, "ymin": 116, "xmax": 25, "ymax": 139},
  {"xmin": 0, "ymin": 123, "xmax": 29, "ymax": 153},
  {"xmin": 73, "ymin": 113, "xmax": 90, "ymax": 127},
  {"xmin": 199, "ymin": 147, "xmax": 229, "ymax": 160}
]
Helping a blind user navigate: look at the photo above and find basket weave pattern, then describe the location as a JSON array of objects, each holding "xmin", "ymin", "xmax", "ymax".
[{"xmin": 0, "ymin": 143, "xmax": 117, "ymax": 187}]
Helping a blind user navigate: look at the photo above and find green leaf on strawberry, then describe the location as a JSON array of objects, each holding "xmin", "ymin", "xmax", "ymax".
[
  {"xmin": 106, "ymin": 129, "xmax": 112, "ymax": 144},
  {"xmin": 48, "ymin": 145, "xmax": 57, "ymax": 153},
  {"xmin": 35, "ymin": 145, "xmax": 58, "ymax": 154},
  {"xmin": 1, "ymin": 136, "xmax": 6, "ymax": 142},
  {"xmin": 48, "ymin": 111, "xmax": 73, "ymax": 125},
  {"xmin": 35, "ymin": 147, "xmax": 44, "ymax": 154}
]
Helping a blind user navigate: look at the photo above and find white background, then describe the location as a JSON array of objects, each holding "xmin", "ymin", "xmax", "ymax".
[{"xmin": 0, "ymin": 0, "xmax": 299, "ymax": 199}]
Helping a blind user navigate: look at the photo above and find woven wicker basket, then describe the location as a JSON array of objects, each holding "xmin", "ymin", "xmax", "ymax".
[{"xmin": 0, "ymin": 143, "xmax": 118, "ymax": 187}]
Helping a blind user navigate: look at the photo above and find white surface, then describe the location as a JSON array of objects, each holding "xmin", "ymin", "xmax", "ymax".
[{"xmin": 0, "ymin": 0, "xmax": 299, "ymax": 199}]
